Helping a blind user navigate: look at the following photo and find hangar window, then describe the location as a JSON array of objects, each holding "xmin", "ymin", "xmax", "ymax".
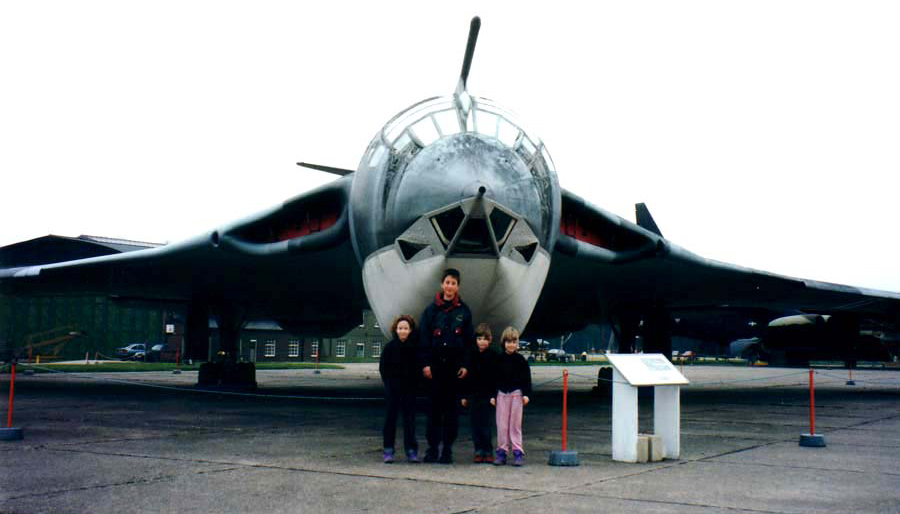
[
  {"xmin": 356, "ymin": 342, "xmax": 366, "ymax": 358},
  {"xmin": 310, "ymin": 340, "xmax": 319, "ymax": 358},
  {"xmin": 372, "ymin": 342, "xmax": 382, "ymax": 358},
  {"xmin": 265, "ymin": 340, "xmax": 276, "ymax": 358},
  {"xmin": 288, "ymin": 340, "xmax": 299, "ymax": 358},
  {"xmin": 336, "ymin": 340, "xmax": 347, "ymax": 358}
]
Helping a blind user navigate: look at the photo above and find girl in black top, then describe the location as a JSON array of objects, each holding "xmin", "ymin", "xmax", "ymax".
[
  {"xmin": 490, "ymin": 326, "xmax": 531, "ymax": 466},
  {"xmin": 379, "ymin": 314, "xmax": 420, "ymax": 463}
]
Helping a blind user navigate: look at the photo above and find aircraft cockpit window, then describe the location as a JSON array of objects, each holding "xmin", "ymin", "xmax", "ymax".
[
  {"xmin": 392, "ymin": 132, "xmax": 412, "ymax": 152},
  {"xmin": 434, "ymin": 109, "xmax": 461, "ymax": 137},
  {"xmin": 475, "ymin": 110, "xmax": 499, "ymax": 139},
  {"xmin": 497, "ymin": 117, "xmax": 520, "ymax": 147},
  {"xmin": 368, "ymin": 145, "xmax": 387, "ymax": 167},
  {"xmin": 374, "ymin": 95, "xmax": 556, "ymax": 178},
  {"xmin": 412, "ymin": 118, "xmax": 440, "ymax": 146},
  {"xmin": 540, "ymin": 146, "xmax": 556, "ymax": 173},
  {"xmin": 514, "ymin": 134, "xmax": 540, "ymax": 166}
]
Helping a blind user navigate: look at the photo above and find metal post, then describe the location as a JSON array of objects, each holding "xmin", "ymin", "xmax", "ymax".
[
  {"xmin": 548, "ymin": 368, "xmax": 578, "ymax": 466},
  {"xmin": 562, "ymin": 369, "xmax": 568, "ymax": 451},
  {"xmin": 809, "ymin": 368, "xmax": 815, "ymax": 434},
  {"xmin": 6, "ymin": 362, "xmax": 14, "ymax": 428},
  {"xmin": 2, "ymin": 360, "xmax": 24, "ymax": 440},
  {"xmin": 799, "ymin": 368, "xmax": 826, "ymax": 447}
]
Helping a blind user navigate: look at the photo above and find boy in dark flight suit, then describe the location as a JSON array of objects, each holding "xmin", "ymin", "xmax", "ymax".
[{"xmin": 418, "ymin": 268, "xmax": 474, "ymax": 464}]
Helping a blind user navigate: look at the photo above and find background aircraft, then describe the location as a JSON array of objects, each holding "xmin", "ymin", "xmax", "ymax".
[{"xmin": 3, "ymin": 15, "xmax": 899, "ymax": 384}]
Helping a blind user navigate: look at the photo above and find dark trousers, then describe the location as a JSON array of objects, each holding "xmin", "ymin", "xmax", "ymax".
[
  {"xmin": 383, "ymin": 383, "xmax": 417, "ymax": 452},
  {"xmin": 426, "ymin": 374, "xmax": 460, "ymax": 452},
  {"xmin": 469, "ymin": 396, "xmax": 493, "ymax": 455}
]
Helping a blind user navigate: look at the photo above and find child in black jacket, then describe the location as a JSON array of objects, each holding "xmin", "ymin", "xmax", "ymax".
[
  {"xmin": 491, "ymin": 326, "xmax": 532, "ymax": 466},
  {"xmin": 461, "ymin": 323, "xmax": 498, "ymax": 463},
  {"xmin": 379, "ymin": 314, "xmax": 420, "ymax": 463}
]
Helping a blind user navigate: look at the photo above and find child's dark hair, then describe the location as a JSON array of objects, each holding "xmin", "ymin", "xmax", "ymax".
[
  {"xmin": 474, "ymin": 323, "xmax": 492, "ymax": 340},
  {"xmin": 442, "ymin": 268, "xmax": 461, "ymax": 283},
  {"xmin": 390, "ymin": 314, "xmax": 417, "ymax": 337},
  {"xmin": 501, "ymin": 326, "xmax": 520, "ymax": 344}
]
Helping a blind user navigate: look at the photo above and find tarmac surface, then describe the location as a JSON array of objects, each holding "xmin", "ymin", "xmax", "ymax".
[{"xmin": 2, "ymin": 363, "xmax": 899, "ymax": 514}]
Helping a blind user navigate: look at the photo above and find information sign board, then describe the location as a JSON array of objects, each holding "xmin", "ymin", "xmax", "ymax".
[{"xmin": 606, "ymin": 353, "xmax": 689, "ymax": 386}]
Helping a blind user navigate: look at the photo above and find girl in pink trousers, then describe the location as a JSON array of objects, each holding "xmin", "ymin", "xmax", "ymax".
[{"xmin": 490, "ymin": 327, "xmax": 532, "ymax": 466}]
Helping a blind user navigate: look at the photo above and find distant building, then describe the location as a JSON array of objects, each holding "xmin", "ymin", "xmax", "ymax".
[
  {"xmin": 1, "ymin": 235, "xmax": 167, "ymax": 361},
  {"xmin": 1, "ymin": 234, "xmax": 391, "ymax": 362}
]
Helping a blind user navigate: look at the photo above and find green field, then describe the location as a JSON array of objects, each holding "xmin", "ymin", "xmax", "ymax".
[{"xmin": 1, "ymin": 362, "xmax": 344, "ymax": 373}]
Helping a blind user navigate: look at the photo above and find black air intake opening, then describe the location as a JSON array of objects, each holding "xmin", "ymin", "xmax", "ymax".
[
  {"xmin": 453, "ymin": 218, "xmax": 494, "ymax": 255},
  {"xmin": 515, "ymin": 242, "xmax": 538, "ymax": 262},
  {"xmin": 431, "ymin": 207, "xmax": 466, "ymax": 246},
  {"xmin": 397, "ymin": 239, "xmax": 428, "ymax": 261}
]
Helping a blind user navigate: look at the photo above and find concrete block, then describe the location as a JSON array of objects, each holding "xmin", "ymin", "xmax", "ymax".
[
  {"xmin": 547, "ymin": 450, "xmax": 579, "ymax": 466},
  {"xmin": 0, "ymin": 427, "xmax": 24, "ymax": 441},
  {"xmin": 799, "ymin": 433, "xmax": 826, "ymax": 447},
  {"xmin": 643, "ymin": 433, "xmax": 665, "ymax": 461},
  {"xmin": 636, "ymin": 435, "xmax": 649, "ymax": 463}
]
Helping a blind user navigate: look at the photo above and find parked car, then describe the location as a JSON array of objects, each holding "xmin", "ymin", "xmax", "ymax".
[
  {"xmin": 115, "ymin": 343, "xmax": 146, "ymax": 360},
  {"xmin": 142, "ymin": 344, "xmax": 166, "ymax": 362},
  {"xmin": 547, "ymin": 349, "xmax": 569, "ymax": 362}
]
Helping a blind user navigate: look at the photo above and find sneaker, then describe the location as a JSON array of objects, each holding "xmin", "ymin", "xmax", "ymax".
[
  {"xmin": 383, "ymin": 448, "xmax": 395, "ymax": 464},
  {"xmin": 473, "ymin": 454, "xmax": 484, "ymax": 464},
  {"xmin": 438, "ymin": 450, "xmax": 453, "ymax": 464},
  {"xmin": 406, "ymin": 449, "xmax": 420, "ymax": 463},
  {"xmin": 494, "ymin": 449, "xmax": 507, "ymax": 466},
  {"xmin": 512, "ymin": 449, "xmax": 524, "ymax": 467},
  {"xmin": 483, "ymin": 453, "xmax": 495, "ymax": 464},
  {"xmin": 423, "ymin": 448, "xmax": 439, "ymax": 463}
]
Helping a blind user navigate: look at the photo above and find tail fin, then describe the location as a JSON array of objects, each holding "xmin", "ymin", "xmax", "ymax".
[
  {"xmin": 453, "ymin": 17, "xmax": 481, "ymax": 128},
  {"xmin": 456, "ymin": 16, "xmax": 481, "ymax": 95},
  {"xmin": 635, "ymin": 203, "xmax": 663, "ymax": 237}
]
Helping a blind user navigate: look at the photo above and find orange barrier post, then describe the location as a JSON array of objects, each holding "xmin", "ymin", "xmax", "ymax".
[
  {"xmin": 2, "ymin": 361, "xmax": 23, "ymax": 440},
  {"xmin": 799, "ymin": 368, "xmax": 826, "ymax": 447},
  {"xmin": 562, "ymin": 369, "xmax": 568, "ymax": 451},
  {"xmin": 6, "ymin": 362, "xmax": 14, "ymax": 428},
  {"xmin": 548, "ymin": 369, "xmax": 578, "ymax": 465},
  {"xmin": 173, "ymin": 346, "xmax": 182, "ymax": 375},
  {"xmin": 809, "ymin": 368, "xmax": 815, "ymax": 434}
]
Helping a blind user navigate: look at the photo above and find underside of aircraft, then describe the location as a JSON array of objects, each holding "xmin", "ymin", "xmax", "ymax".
[{"xmin": 3, "ymin": 17, "xmax": 899, "ymax": 385}]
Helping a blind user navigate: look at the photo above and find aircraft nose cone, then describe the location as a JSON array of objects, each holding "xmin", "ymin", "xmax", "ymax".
[{"xmin": 461, "ymin": 182, "xmax": 490, "ymax": 201}]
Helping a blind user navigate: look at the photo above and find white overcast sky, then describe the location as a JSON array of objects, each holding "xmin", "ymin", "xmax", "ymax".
[{"xmin": 2, "ymin": 1, "xmax": 899, "ymax": 291}]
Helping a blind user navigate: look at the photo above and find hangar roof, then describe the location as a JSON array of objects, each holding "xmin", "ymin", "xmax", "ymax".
[{"xmin": 0, "ymin": 234, "xmax": 163, "ymax": 268}]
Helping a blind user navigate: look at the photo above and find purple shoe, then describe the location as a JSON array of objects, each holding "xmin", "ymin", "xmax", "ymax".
[
  {"xmin": 383, "ymin": 448, "xmax": 395, "ymax": 463},
  {"xmin": 406, "ymin": 449, "xmax": 420, "ymax": 463},
  {"xmin": 512, "ymin": 449, "xmax": 524, "ymax": 467},
  {"xmin": 494, "ymin": 449, "xmax": 507, "ymax": 466}
]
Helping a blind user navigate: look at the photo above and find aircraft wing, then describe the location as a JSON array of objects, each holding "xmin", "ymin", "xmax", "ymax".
[
  {"xmin": 530, "ymin": 189, "xmax": 900, "ymax": 335},
  {"xmin": 0, "ymin": 176, "xmax": 366, "ymax": 336}
]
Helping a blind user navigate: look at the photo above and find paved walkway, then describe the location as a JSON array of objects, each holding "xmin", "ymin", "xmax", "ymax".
[{"xmin": 2, "ymin": 364, "xmax": 899, "ymax": 513}]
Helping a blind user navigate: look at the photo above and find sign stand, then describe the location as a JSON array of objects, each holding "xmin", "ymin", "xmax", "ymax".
[{"xmin": 607, "ymin": 354, "xmax": 688, "ymax": 463}]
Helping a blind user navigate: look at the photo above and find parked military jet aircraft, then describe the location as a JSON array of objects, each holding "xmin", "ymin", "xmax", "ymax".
[{"xmin": 3, "ymin": 18, "xmax": 899, "ymax": 379}]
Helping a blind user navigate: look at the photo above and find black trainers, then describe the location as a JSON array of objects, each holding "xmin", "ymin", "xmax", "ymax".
[{"xmin": 423, "ymin": 448, "xmax": 440, "ymax": 463}]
